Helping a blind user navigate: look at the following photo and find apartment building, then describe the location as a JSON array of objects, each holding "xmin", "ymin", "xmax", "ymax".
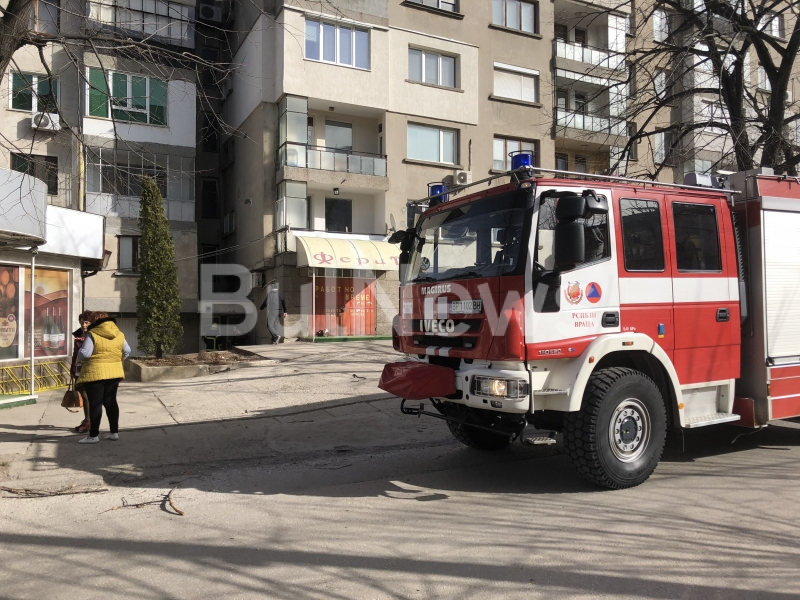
[
  {"xmin": 1, "ymin": 0, "xmax": 203, "ymax": 357},
  {"xmin": 216, "ymin": 0, "xmax": 633, "ymax": 341},
  {"xmin": 626, "ymin": 3, "xmax": 800, "ymax": 182}
]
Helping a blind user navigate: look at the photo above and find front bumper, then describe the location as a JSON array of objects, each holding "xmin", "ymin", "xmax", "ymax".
[{"xmin": 439, "ymin": 366, "xmax": 531, "ymax": 414}]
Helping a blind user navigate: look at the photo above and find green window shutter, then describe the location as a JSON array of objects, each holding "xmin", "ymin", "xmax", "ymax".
[
  {"xmin": 131, "ymin": 76, "xmax": 147, "ymax": 110},
  {"xmin": 148, "ymin": 78, "xmax": 167, "ymax": 125},
  {"xmin": 11, "ymin": 154, "xmax": 33, "ymax": 175},
  {"xmin": 37, "ymin": 77, "xmax": 58, "ymax": 113},
  {"xmin": 112, "ymin": 72, "xmax": 128, "ymax": 108},
  {"xmin": 11, "ymin": 73, "xmax": 33, "ymax": 111},
  {"xmin": 88, "ymin": 68, "xmax": 109, "ymax": 118}
]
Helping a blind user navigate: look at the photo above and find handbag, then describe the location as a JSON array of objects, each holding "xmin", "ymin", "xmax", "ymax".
[{"xmin": 61, "ymin": 380, "xmax": 84, "ymax": 412}]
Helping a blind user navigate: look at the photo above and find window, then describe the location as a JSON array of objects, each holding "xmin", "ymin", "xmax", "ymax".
[
  {"xmin": 305, "ymin": 19, "xmax": 370, "ymax": 69},
  {"xmin": 672, "ymin": 203, "xmax": 721, "ymax": 271},
  {"xmin": 535, "ymin": 192, "xmax": 610, "ymax": 269},
  {"xmin": 87, "ymin": 0, "xmax": 194, "ymax": 48},
  {"xmin": 574, "ymin": 28, "xmax": 586, "ymax": 46},
  {"xmin": 492, "ymin": 0, "xmax": 537, "ymax": 33},
  {"xmin": 757, "ymin": 66, "xmax": 771, "ymax": 92},
  {"xmin": 325, "ymin": 198, "xmax": 352, "ymax": 233},
  {"xmin": 574, "ymin": 93, "xmax": 587, "ymax": 115},
  {"xmin": 628, "ymin": 123, "xmax": 638, "ymax": 160},
  {"xmin": 10, "ymin": 73, "xmax": 58, "ymax": 112},
  {"xmin": 408, "ymin": 48, "xmax": 456, "ymax": 88},
  {"xmin": 575, "ymin": 155, "xmax": 588, "ymax": 173},
  {"xmin": 493, "ymin": 66, "xmax": 538, "ymax": 102},
  {"xmin": 653, "ymin": 9, "xmax": 678, "ymax": 43},
  {"xmin": 654, "ymin": 131, "xmax": 674, "ymax": 164},
  {"xmin": 620, "ymin": 199, "xmax": 664, "ymax": 271},
  {"xmin": 493, "ymin": 137, "xmax": 536, "ymax": 170},
  {"xmin": 555, "ymin": 153, "xmax": 568, "ymax": 171},
  {"xmin": 11, "ymin": 154, "xmax": 58, "ymax": 195},
  {"xmin": 276, "ymin": 181, "xmax": 309, "ymax": 229},
  {"xmin": 201, "ymin": 178, "xmax": 219, "ymax": 219},
  {"xmin": 202, "ymin": 113, "xmax": 219, "ymax": 152},
  {"xmin": 85, "ymin": 147, "xmax": 194, "ymax": 203},
  {"xmin": 325, "ymin": 120, "xmax": 353, "ymax": 150},
  {"xmin": 407, "ymin": 123, "xmax": 457, "ymax": 164},
  {"xmin": 31, "ymin": 0, "xmax": 59, "ymax": 34},
  {"xmin": 118, "ymin": 236, "xmax": 140, "ymax": 272},
  {"xmin": 556, "ymin": 89, "xmax": 567, "ymax": 110},
  {"xmin": 86, "ymin": 68, "xmax": 167, "ymax": 125},
  {"xmin": 761, "ymin": 13, "xmax": 784, "ymax": 38},
  {"xmin": 223, "ymin": 210, "xmax": 236, "ymax": 235},
  {"xmin": 406, "ymin": 0, "xmax": 457, "ymax": 12},
  {"xmin": 555, "ymin": 23, "xmax": 567, "ymax": 41},
  {"xmin": 701, "ymin": 100, "xmax": 728, "ymax": 123}
]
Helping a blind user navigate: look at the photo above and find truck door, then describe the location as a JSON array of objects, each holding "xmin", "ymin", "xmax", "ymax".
[
  {"xmin": 665, "ymin": 197, "xmax": 738, "ymax": 384},
  {"xmin": 525, "ymin": 186, "xmax": 621, "ymax": 356},
  {"xmin": 614, "ymin": 195, "xmax": 674, "ymax": 357}
]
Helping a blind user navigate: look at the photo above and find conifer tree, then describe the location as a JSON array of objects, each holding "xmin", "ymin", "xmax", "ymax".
[{"xmin": 136, "ymin": 177, "xmax": 183, "ymax": 358}]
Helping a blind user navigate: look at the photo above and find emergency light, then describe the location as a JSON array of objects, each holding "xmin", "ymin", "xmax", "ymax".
[
  {"xmin": 428, "ymin": 182, "xmax": 449, "ymax": 206},
  {"xmin": 510, "ymin": 150, "xmax": 533, "ymax": 171}
]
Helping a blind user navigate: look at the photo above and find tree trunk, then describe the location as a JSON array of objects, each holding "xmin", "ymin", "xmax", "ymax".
[{"xmin": 0, "ymin": 0, "xmax": 35, "ymax": 77}]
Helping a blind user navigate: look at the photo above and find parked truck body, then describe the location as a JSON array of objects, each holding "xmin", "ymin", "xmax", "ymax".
[{"xmin": 379, "ymin": 164, "xmax": 800, "ymax": 489}]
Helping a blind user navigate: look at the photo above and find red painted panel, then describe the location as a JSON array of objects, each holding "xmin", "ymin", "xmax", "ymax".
[
  {"xmin": 673, "ymin": 345, "xmax": 739, "ymax": 384},
  {"xmin": 769, "ymin": 365, "xmax": 800, "ymax": 380},
  {"xmin": 769, "ymin": 377, "xmax": 800, "ymax": 399},
  {"xmin": 732, "ymin": 397, "xmax": 757, "ymax": 428},
  {"xmin": 771, "ymin": 395, "xmax": 800, "ymax": 420},
  {"xmin": 619, "ymin": 305, "xmax": 674, "ymax": 352},
  {"xmin": 673, "ymin": 304, "xmax": 732, "ymax": 349},
  {"xmin": 755, "ymin": 177, "xmax": 800, "ymax": 200}
]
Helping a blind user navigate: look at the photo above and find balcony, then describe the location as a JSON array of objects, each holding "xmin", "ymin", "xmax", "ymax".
[
  {"xmin": 278, "ymin": 143, "xmax": 387, "ymax": 177},
  {"xmin": 556, "ymin": 109, "xmax": 627, "ymax": 136},
  {"xmin": 85, "ymin": 193, "xmax": 195, "ymax": 222},
  {"xmin": 555, "ymin": 40, "xmax": 623, "ymax": 71}
]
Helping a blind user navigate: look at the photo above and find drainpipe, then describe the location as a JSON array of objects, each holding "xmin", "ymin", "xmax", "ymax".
[{"xmin": 29, "ymin": 248, "xmax": 37, "ymax": 397}]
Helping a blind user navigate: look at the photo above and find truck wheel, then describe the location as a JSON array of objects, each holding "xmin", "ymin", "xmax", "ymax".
[
  {"xmin": 447, "ymin": 421, "xmax": 512, "ymax": 451},
  {"xmin": 563, "ymin": 367, "xmax": 666, "ymax": 489}
]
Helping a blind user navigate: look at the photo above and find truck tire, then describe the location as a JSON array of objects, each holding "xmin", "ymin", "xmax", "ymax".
[
  {"xmin": 447, "ymin": 421, "xmax": 512, "ymax": 451},
  {"xmin": 563, "ymin": 367, "xmax": 667, "ymax": 489}
]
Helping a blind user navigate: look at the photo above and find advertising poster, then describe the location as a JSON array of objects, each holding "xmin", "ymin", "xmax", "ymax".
[
  {"xmin": 23, "ymin": 268, "xmax": 69, "ymax": 358},
  {"xmin": 0, "ymin": 265, "xmax": 20, "ymax": 360}
]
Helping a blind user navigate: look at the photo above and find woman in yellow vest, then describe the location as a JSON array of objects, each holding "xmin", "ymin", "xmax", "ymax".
[{"xmin": 76, "ymin": 311, "xmax": 131, "ymax": 444}]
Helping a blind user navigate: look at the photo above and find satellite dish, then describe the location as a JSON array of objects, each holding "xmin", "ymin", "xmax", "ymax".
[{"xmin": 389, "ymin": 213, "xmax": 397, "ymax": 232}]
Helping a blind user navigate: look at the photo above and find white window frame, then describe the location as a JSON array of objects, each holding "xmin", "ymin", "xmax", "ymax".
[
  {"xmin": 653, "ymin": 9, "xmax": 668, "ymax": 42},
  {"xmin": 493, "ymin": 62, "xmax": 539, "ymax": 103},
  {"xmin": 110, "ymin": 72, "xmax": 150, "ymax": 115},
  {"xmin": 757, "ymin": 66, "xmax": 772, "ymax": 92},
  {"xmin": 407, "ymin": 123, "xmax": 457, "ymax": 165},
  {"xmin": 407, "ymin": 0, "xmax": 457, "ymax": 12},
  {"xmin": 408, "ymin": 48, "xmax": 457, "ymax": 88},
  {"xmin": 87, "ymin": 0, "xmax": 194, "ymax": 48},
  {"xmin": 493, "ymin": 137, "xmax": 536, "ymax": 170},
  {"xmin": 305, "ymin": 19, "xmax": 370, "ymax": 70},
  {"xmin": 85, "ymin": 67, "xmax": 168, "ymax": 125},
  {"xmin": 492, "ymin": 0, "xmax": 537, "ymax": 33},
  {"xmin": 8, "ymin": 73, "xmax": 59, "ymax": 112}
]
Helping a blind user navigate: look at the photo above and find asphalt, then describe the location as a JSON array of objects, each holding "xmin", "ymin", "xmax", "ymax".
[{"xmin": 1, "ymin": 340, "xmax": 800, "ymax": 599}]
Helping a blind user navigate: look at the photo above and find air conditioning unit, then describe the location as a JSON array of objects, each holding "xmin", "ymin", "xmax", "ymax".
[
  {"xmin": 31, "ymin": 112, "xmax": 59, "ymax": 131},
  {"xmin": 454, "ymin": 170, "xmax": 472, "ymax": 186},
  {"xmin": 198, "ymin": 4, "xmax": 223, "ymax": 23}
]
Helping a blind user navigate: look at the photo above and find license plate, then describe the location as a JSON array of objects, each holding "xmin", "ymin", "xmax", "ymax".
[{"xmin": 450, "ymin": 300, "xmax": 482, "ymax": 314}]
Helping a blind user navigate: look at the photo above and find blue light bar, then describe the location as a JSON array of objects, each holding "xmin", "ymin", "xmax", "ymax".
[
  {"xmin": 428, "ymin": 182, "xmax": 449, "ymax": 206},
  {"xmin": 510, "ymin": 151, "xmax": 533, "ymax": 171}
]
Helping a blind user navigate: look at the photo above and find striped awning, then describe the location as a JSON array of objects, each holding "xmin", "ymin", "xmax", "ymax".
[{"xmin": 294, "ymin": 233, "xmax": 400, "ymax": 271}]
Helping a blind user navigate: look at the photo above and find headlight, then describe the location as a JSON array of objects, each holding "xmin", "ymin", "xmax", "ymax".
[{"xmin": 471, "ymin": 376, "xmax": 529, "ymax": 398}]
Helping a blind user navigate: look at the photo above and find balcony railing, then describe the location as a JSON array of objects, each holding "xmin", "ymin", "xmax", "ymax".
[
  {"xmin": 556, "ymin": 109, "xmax": 627, "ymax": 136},
  {"xmin": 278, "ymin": 143, "xmax": 387, "ymax": 177},
  {"xmin": 555, "ymin": 40, "xmax": 624, "ymax": 70}
]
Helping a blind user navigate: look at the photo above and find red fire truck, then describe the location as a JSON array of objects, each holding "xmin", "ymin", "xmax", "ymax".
[{"xmin": 379, "ymin": 160, "xmax": 800, "ymax": 489}]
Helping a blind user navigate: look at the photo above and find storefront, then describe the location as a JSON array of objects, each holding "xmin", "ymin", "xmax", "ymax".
[{"xmin": 294, "ymin": 233, "xmax": 399, "ymax": 338}]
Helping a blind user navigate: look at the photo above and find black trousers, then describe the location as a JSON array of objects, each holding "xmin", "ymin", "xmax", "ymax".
[{"xmin": 83, "ymin": 378, "xmax": 122, "ymax": 438}]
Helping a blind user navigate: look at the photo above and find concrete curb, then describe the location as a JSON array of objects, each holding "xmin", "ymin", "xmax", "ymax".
[{"xmin": 125, "ymin": 359, "xmax": 277, "ymax": 382}]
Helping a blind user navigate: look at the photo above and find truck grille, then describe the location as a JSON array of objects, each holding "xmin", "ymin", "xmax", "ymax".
[
  {"xmin": 409, "ymin": 319, "xmax": 482, "ymax": 333},
  {"xmin": 413, "ymin": 336, "xmax": 479, "ymax": 349}
]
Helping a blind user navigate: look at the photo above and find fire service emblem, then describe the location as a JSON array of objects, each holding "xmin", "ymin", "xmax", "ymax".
[{"xmin": 565, "ymin": 281, "xmax": 583, "ymax": 305}]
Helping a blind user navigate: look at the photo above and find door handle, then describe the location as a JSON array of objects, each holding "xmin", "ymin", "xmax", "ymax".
[
  {"xmin": 716, "ymin": 308, "xmax": 730, "ymax": 322},
  {"xmin": 602, "ymin": 311, "xmax": 619, "ymax": 327}
]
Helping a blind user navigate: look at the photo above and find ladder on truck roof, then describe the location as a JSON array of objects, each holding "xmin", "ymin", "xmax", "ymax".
[{"xmin": 410, "ymin": 165, "xmax": 741, "ymax": 206}]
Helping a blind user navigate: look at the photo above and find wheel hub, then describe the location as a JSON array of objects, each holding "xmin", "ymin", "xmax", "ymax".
[{"xmin": 609, "ymin": 398, "xmax": 651, "ymax": 463}]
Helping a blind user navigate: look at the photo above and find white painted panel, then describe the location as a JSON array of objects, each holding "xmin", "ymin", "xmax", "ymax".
[
  {"xmin": 763, "ymin": 210, "xmax": 800, "ymax": 359},
  {"xmin": 116, "ymin": 318, "xmax": 140, "ymax": 357},
  {"xmin": 39, "ymin": 206, "xmax": 105, "ymax": 259},
  {"xmin": 0, "ymin": 168, "xmax": 47, "ymax": 245},
  {"xmin": 673, "ymin": 277, "xmax": 732, "ymax": 303},
  {"xmin": 619, "ymin": 277, "xmax": 673, "ymax": 304}
]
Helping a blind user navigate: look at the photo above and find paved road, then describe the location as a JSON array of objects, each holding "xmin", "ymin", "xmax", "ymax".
[{"xmin": 1, "ymin": 341, "xmax": 800, "ymax": 599}]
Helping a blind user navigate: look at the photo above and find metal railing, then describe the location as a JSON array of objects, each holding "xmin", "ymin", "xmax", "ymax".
[
  {"xmin": 278, "ymin": 143, "xmax": 387, "ymax": 177},
  {"xmin": 555, "ymin": 40, "xmax": 624, "ymax": 70},
  {"xmin": 556, "ymin": 109, "xmax": 627, "ymax": 136},
  {"xmin": 0, "ymin": 361, "xmax": 69, "ymax": 395}
]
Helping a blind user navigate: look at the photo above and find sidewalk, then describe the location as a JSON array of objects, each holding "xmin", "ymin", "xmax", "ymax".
[{"xmin": 0, "ymin": 341, "xmax": 443, "ymax": 490}]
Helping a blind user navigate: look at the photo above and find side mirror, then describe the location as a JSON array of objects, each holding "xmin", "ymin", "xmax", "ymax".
[
  {"xmin": 554, "ymin": 222, "xmax": 585, "ymax": 270},
  {"xmin": 388, "ymin": 229, "xmax": 409, "ymax": 244}
]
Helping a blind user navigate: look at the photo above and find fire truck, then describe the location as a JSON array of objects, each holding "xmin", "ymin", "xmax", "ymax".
[{"xmin": 379, "ymin": 155, "xmax": 800, "ymax": 489}]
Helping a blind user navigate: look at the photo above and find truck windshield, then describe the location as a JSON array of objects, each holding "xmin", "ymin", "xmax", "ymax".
[{"xmin": 407, "ymin": 189, "xmax": 531, "ymax": 284}]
